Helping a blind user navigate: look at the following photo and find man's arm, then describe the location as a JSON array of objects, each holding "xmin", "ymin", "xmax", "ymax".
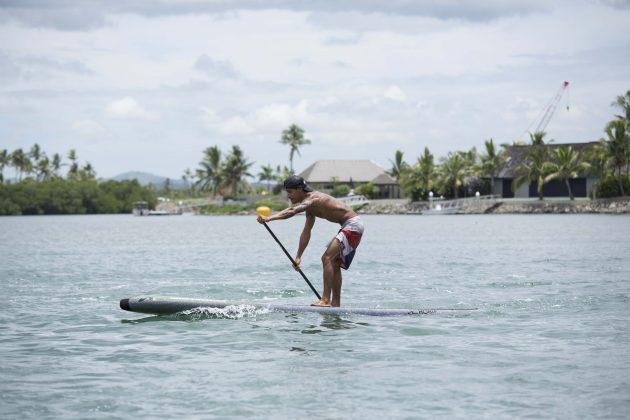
[
  {"xmin": 257, "ymin": 199, "xmax": 311, "ymax": 223},
  {"xmin": 294, "ymin": 212, "xmax": 315, "ymax": 270}
]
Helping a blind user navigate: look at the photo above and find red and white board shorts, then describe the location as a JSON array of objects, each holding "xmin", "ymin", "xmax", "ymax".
[{"xmin": 333, "ymin": 216, "xmax": 364, "ymax": 270}]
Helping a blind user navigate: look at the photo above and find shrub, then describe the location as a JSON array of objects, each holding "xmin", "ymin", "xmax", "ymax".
[
  {"xmin": 355, "ymin": 182, "xmax": 380, "ymax": 199},
  {"xmin": 332, "ymin": 184, "xmax": 351, "ymax": 197},
  {"xmin": 595, "ymin": 174, "xmax": 630, "ymax": 198}
]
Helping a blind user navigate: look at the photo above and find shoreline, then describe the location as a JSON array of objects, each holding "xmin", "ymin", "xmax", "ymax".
[
  {"xmin": 354, "ymin": 197, "xmax": 630, "ymax": 215},
  {"xmin": 191, "ymin": 197, "xmax": 630, "ymax": 216}
]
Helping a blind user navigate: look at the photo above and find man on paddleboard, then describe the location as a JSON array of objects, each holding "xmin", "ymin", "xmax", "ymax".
[{"xmin": 256, "ymin": 175, "xmax": 364, "ymax": 307}]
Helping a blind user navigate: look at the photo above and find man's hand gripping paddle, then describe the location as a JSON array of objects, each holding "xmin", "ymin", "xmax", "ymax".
[{"xmin": 256, "ymin": 206, "xmax": 322, "ymax": 300}]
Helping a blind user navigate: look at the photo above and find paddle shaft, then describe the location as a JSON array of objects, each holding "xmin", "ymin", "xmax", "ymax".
[{"xmin": 262, "ymin": 222, "xmax": 322, "ymax": 300}]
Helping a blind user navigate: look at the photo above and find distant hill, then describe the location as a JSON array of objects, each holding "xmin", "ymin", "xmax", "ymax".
[{"xmin": 111, "ymin": 171, "xmax": 190, "ymax": 189}]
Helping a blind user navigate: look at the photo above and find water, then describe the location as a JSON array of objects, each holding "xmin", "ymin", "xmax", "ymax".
[{"xmin": 1, "ymin": 214, "xmax": 629, "ymax": 419}]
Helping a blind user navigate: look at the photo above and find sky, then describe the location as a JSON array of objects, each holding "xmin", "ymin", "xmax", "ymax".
[{"xmin": 1, "ymin": 0, "xmax": 629, "ymax": 180}]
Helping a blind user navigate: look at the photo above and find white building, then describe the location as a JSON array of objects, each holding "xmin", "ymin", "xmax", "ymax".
[{"xmin": 298, "ymin": 160, "xmax": 401, "ymax": 199}]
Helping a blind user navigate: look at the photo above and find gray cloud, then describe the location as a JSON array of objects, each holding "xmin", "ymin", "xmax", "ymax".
[
  {"xmin": 0, "ymin": 49, "xmax": 91, "ymax": 81},
  {"xmin": 599, "ymin": 0, "xmax": 630, "ymax": 8},
  {"xmin": 193, "ymin": 54, "xmax": 240, "ymax": 79},
  {"xmin": 0, "ymin": 0, "xmax": 564, "ymax": 31},
  {"xmin": 0, "ymin": 1, "xmax": 110, "ymax": 31}
]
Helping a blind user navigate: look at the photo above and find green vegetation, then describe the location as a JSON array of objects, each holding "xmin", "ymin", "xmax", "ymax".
[
  {"xmin": 2, "ymin": 91, "xmax": 629, "ymax": 216},
  {"xmin": 355, "ymin": 182, "xmax": 380, "ymax": 199},
  {"xmin": 0, "ymin": 178, "xmax": 155, "ymax": 215},
  {"xmin": 389, "ymin": 89, "xmax": 630, "ymax": 200},
  {"xmin": 0, "ymin": 145, "xmax": 157, "ymax": 215},
  {"xmin": 198, "ymin": 198, "xmax": 289, "ymax": 215},
  {"xmin": 194, "ymin": 145, "xmax": 253, "ymax": 198},
  {"xmin": 544, "ymin": 146, "xmax": 590, "ymax": 200},
  {"xmin": 279, "ymin": 124, "xmax": 311, "ymax": 173},
  {"xmin": 332, "ymin": 184, "xmax": 351, "ymax": 197}
]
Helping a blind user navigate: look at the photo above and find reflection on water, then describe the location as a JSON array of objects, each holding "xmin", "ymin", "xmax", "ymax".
[{"xmin": 300, "ymin": 314, "xmax": 362, "ymax": 334}]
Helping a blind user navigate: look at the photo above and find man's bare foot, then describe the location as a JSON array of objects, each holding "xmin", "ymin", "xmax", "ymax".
[{"xmin": 311, "ymin": 300, "xmax": 331, "ymax": 307}]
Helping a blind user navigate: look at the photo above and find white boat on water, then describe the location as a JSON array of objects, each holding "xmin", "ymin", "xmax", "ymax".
[
  {"xmin": 337, "ymin": 194, "xmax": 370, "ymax": 210},
  {"xmin": 132, "ymin": 200, "xmax": 182, "ymax": 216},
  {"xmin": 421, "ymin": 202, "xmax": 461, "ymax": 215}
]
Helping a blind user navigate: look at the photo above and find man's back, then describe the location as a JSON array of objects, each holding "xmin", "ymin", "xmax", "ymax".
[{"xmin": 303, "ymin": 191, "xmax": 357, "ymax": 225}]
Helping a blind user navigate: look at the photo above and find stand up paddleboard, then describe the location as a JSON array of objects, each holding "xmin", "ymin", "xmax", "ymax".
[{"xmin": 120, "ymin": 296, "xmax": 477, "ymax": 317}]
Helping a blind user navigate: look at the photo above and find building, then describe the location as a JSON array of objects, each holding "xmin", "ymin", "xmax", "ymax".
[
  {"xmin": 298, "ymin": 160, "xmax": 401, "ymax": 198},
  {"xmin": 493, "ymin": 141, "xmax": 599, "ymax": 199}
]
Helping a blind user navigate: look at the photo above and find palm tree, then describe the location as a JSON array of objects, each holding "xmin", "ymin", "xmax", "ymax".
[
  {"xmin": 182, "ymin": 168, "xmax": 195, "ymax": 196},
  {"xmin": 479, "ymin": 138, "xmax": 508, "ymax": 196},
  {"xmin": 195, "ymin": 146, "xmax": 223, "ymax": 195},
  {"xmin": 0, "ymin": 149, "xmax": 8, "ymax": 183},
  {"xmin": 80, "ymin": 162, "xmax": 97, "ymax": 181},
  {"xmin": 543, "ymin": 146, "xmax": 590, "ymax": 200},
  {"xmin": 35, "ymin": 156, "xmax": 52, "ymax": 181},
  {"xmin": 584, "ymin": 142, "xmax": 610, "ymax": 199},
  {"xmin": 30, "ymin": 143, "xmax": 42, "ymax": 163},
  {"xmin": 513, "ymin": 132, "xmax": 554, "ymax": 200},
  {"xmin": 513, "ymin": 145, "xmax": 552, "ymax": 200},
  {"xmin": 51, "ymin": 153, "xmax": 62, "ymax": 178},
  {"xmin": 611, "ymin": 90, "xmax": 630, "ymax": 121},
  {"xmin": 400, "ymin": 147, "xmax": 435, "ymax": 201},
  {"xmin": 67, "ymin": 149, "xmax": 79, "ymax": 180},
  {"xmin": 11, "ymin": 148, "xmax": 31, "ymax": 182},
  {"xmin": 603, "ymin": 119, "xmax": 630, "ymax": 196},
  {"xmin": 222, "ymin": 145, "xmax": 254, "ymax": 196},
  {"xmin": 456, "ymin": 147, "xmax": 484, "ymax": 196},
  {"xmin": 258, "ymin": 164, "xmax": 275, "ymax": 191},
  {"xmin": 530, "ymin": 131, "xmax": 546, "ymax": 146},
  {"xmin": 438, "ymin": 152, "xmax": 467, "ymax": 198},
  {"xmin": 387, "ymin": 150, "xmax": 408, "ymax": 181},
  {"xmin": 279, "ymin": 124, "xmax": 310, "ymax": 172}
]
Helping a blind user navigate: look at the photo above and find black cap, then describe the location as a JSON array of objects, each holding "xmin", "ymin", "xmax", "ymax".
[{"xmin": 283, "ymin": 175, "xmax": 313, "ymax": 192}]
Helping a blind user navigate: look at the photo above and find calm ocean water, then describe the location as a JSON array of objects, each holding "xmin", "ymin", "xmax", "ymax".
[{"xmin": 1, "ymin": 214, "xmax": 629, "ymax": 419}]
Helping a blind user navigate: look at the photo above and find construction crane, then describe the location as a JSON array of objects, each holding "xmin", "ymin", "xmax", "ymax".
[{"xmin": 529, "ymin": 81, "xmax": 570, "ymax": 134}]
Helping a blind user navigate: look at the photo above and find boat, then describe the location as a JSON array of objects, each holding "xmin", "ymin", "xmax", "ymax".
[
  {"xmin": 120, "ymin": 295, "xmax": 476, "ymax": 317},
  {"xmin": 132, "ymin": 201, "xmax": 150, "ymax": 216},
  {"xmin": 421, "ymin": 202, "xmax": 461, "ymax": 215},
  {"xmin": 337, "ymin": 194, "xmax": 370, "ymax": 211},
  {"xmin": 132, "ymin": 199, "xmax": 182, "ymax": 216}
]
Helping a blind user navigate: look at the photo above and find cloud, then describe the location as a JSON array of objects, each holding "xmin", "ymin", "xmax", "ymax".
[
  {"xmin": 201, "ymin": 108, "xmax": 254, "ymax": 136},
  {"xmin": 0, "ymin": 3, "xmax": 111, "ymax": 31},
  {"xmin": 0, "ymin": 0, "xmax": 561, "ymax": 32},
  {"xmin": 1, "ymin": 1, "xmax": 629, "ymax": 179},
  {"xmin": 255, "ymin": 100, "xmax": 313, "ymax": 128},
  {"xmin": 201, "ymin": 100, "xmax": 317, "ymax": 136},
  {"xmin": 383, "ymin": 86, "xmax": 407, "ymax": 102},
  {"xmin": 193, "ymin": 54, "xmax": 240, "ymax": 79},
  {"xmin": 105, "ymin": 97, "xmax": 156, "ymax": 120},
  {"xmin": 0, "ymin": 49, "xmax": 91, "ymax": 81}
]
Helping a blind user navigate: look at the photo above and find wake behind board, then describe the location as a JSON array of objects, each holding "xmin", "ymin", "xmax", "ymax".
[{"xmin": 120, "ymin": 296, "xmax": 477, "ymax": 317}]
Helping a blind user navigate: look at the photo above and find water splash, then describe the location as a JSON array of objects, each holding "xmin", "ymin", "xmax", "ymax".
[{"xmin": 177, "ymin": 304, "xmax": 270, "ymax": 320}]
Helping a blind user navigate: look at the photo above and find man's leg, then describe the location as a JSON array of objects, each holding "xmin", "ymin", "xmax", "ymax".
[
  {"xmin": 316, "ymin": 239, "xmax": 341, "ymax": 307},
  {"xmin": 330, "ymin": 262, "xmax": 342, "ymax": 307}
]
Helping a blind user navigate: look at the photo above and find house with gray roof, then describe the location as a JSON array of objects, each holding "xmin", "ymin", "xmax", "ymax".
[
  {"xmin": 493, "ymin": 141, "xmax": 599, "ymax": 198},
  {"xmin": 298, "ymin": 160, "xmax": 401, "ymax": 198}
]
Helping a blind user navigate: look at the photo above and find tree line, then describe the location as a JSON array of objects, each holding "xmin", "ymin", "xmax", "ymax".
[
  {"xmin": 185, "ymin": 124, "xmax": 309, "ymax": 198},
  {"xmin": 387, "ymin": 90, "xmax": 630, "ymax": 201},
  {"xmin": 0, "ymin": 146, "xmax": 155, "ymax": 215},
  {"xmin": 2, "ymin": 91, "xmax": 628, "ymax": 215},
  {"xmin": 185, "ymin": 91, "xmax": 629, "ymax": 203}
]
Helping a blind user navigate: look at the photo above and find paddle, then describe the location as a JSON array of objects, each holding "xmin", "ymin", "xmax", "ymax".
[{"xmin": 256, "ymin": 206, "xmax": 322, "ymax": 300}]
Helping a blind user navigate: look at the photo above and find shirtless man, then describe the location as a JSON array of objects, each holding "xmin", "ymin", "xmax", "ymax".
[{"xmin": 256, "ymin": 175, "xmax": 364, "ymax": 307}]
